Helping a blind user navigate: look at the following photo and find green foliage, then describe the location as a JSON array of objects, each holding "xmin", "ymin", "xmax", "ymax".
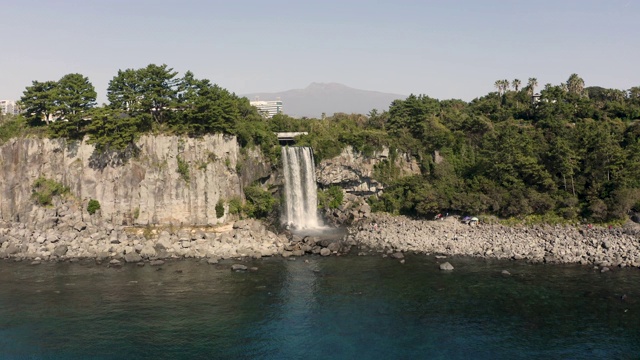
[
  {"xmin": 176, "ymin": 155, "xmax": 190, "ymax": 182},
  {"xmin": 0, "ymin": 116, "xmax": 26, "ymax": 144},
  {"xmin": 243, "ymin": 184, "xmax": 278, "ymax": 219},
  {"xmin": 133, "ymin": 207, "xmax": 140, "ymax": 220},
  {"xmin": 228, "ymin": 197, "xmax": 243, "ymax": 215},
  {"xmin": 318, "ymin": 185, "xmax": 344, "ymax": 209},
  {"xmin": 32, "ymin": 177, "xmax": 69, "ymax": 206},
  {"xmin": 87, "ymin": 199, "xmax": 101, "ymax": 215},
  {"xmin": 215, "ymin": 199, "xmax": 225, "ymax": 218}
]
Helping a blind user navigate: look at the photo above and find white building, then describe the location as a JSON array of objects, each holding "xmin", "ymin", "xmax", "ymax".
[
  {"xmin": 250, "ymin": 99, "xmax": 283, "ymax": 118},
  {"xmin": 0, "ymin": 100, "xmax": 19, "ymax": 115}
]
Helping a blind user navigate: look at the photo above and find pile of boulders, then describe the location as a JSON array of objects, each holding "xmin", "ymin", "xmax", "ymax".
[
  {"xmin": 351, "ymin": 214, "xmax": 640, "ymax": 268},
  {"xmin": 0, "ymin": 201, "xmax": 354, "ymax": 264}
]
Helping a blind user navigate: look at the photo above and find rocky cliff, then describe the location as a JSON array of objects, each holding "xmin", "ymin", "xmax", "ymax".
[
  {"xmin": 316, "ymin": 146, "xmax": 420, "ymax": 195},
  {"xmin": 0, "ymin": 135, "xmax": 270, "ymax": 226}
]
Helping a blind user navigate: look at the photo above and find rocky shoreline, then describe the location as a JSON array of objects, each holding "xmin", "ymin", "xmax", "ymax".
[
  {"xmin": 352, "ymin": 214, "xmax": 640, "ymax": 269},
  {"xmin": 0, "ymin": 201, "xmax": 355, "ymax": 265},
  {"xmin": 2, "ymin": 200, "xmax": 640, "ymax": 270}
]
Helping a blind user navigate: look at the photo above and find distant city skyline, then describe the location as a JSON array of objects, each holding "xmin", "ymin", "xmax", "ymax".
[{"xmin": 1, "ymin": 0, "xmax": 638, "ymax": 105}]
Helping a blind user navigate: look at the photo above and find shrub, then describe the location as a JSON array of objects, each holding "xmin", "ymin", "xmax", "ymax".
[
  {"xmin": 243, "ymin": 184, "xmax": 278, "ymax": 219},
  {"xmin": 318, "ymin": 185, "xmax": 344, "ymax": 209},
  {"xmin": 32, "ymin": 177, "xmax": 69, "ymax": 206},
  {"xmin": 215, "ymin": 199, "xmax": 225, "ymax": 218},
  {"xmin": 87, "ymin": 199, "xmax": 101, "ymax": 215},
  {"xmin": 176, "ymin": 155, "xmax": 190, "ymax": 182},
  {"xmin": 228, "ymin": 197, "xmax": 243, "ymax": 215}
]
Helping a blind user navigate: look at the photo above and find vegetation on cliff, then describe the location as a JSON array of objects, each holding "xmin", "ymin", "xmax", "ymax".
[
  {"xmin": 267, "ymin": 75, "xmax": 640, "ymax": 223},
  {"xmin": 6, "ymin": 68, "xmax": 640, "ymax": 223}
]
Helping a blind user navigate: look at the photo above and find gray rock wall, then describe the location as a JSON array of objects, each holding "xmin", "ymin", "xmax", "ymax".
[
  {"xmin": 316, "ymin": 146, "xmax": 420, "ymax": 195},
  {"xmin": 0, "ymin": 135, "xmax": 258, "ymax": 226}
]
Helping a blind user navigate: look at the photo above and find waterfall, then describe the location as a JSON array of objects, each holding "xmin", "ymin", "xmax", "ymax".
[{"xmin": 281, "ymin": 146, "xmax": 323, "ymax": 230}]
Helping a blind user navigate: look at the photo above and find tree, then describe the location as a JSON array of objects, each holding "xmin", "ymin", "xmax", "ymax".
[
  {"xmin": 19, "ymin": 80, "xmax": 58, "ymax": 125},
  {"xmin": 512, "ymin": 79, "xmax": 521, "ymax": 92},
  {"xmin": 107, "ymin": 68, "xmax": 144, "ymax": 113},
  {"xmin": 175, "ymin": 71, "xmax": 239, "ymax": 135},
  {"xmin": 527, "ymin": 77, "xmax": 538, "ymax": 96},
  {"xmin": 139, "ymin": 64, "xmax": 179, "ymax": 124},
  {"xmin": 56, "ymin": 73, "xmax": 97, "ymax": 119},
  {"xmin": 566, "ymin": 73, "xmax": 585, "ymax": 96}
]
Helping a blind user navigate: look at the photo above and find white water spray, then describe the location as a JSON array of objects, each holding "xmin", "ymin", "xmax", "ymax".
[{"xmin": 281, "ymin": 146, "xmax": 323, "ymax": 230}]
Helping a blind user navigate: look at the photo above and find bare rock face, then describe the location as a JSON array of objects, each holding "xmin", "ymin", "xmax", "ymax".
[
  {"xmin": 316, "ymin": 146, "xmax": 419, "ymax": 196},
  {"xmin": 0, "ymin": 135, "xmax": 268, "ymax": 226}
]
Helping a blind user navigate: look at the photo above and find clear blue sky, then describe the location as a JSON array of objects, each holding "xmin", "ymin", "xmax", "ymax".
[{"xmin": 2, "ymin": 0, "xmax": 638, "ymax": 104}]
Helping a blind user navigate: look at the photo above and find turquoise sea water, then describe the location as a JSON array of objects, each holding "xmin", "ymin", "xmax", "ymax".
[{"xmin": 1, "ymin": 254, "xmax": 639, "ymax": 359}]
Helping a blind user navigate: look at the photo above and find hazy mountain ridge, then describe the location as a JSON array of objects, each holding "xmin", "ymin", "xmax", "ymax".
[{"xmin": 243, "ymin": 82, "xmax": 406, "ymax": 118}]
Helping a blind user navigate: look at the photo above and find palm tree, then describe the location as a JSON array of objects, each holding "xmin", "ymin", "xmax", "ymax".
[
  {"xmin": 494, "ymin": 80, "xmax": 503, "ymax": 95},
  {"xmin": 512, "ymin": 79, "xmax": 521, "ymax": 92},
  {"xmin": 566, "ymin": 73, "xmax": 585, "ymax": 96},
  {"xmin": 503, "ymin": 79, "xmax": 510, "ymax": 92},
  {"xmin": 527, "ymin": 77, "xmax": 538, "ymax": 96}
]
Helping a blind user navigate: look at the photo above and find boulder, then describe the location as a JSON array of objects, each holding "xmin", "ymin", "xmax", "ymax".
[
  {"xmin": 439, "ymin": 262, "xmax": 454, "ymax": 271},
  {"xmin": 231, "ymin": 264, "xmax": 248, "ymax": 271},
  {"xmin": 73, "ymin": 221, "xmax": 87, "ymax": 232},
  {"xmin": 124, "ymin": 252, "xmax": 142, "ymax": 263},
  {"xmin": 5, "ymin": 243, "xmax": 21, "ymax": 255},
  {"xmin": 140, "ymin": 244, "xmax": 157, "ymax": 258},
  {"xmin": 53, "ymin": 245, "xmax": 68, "ymax": 257},
  {"xmin": 150, "ymin": 260, "xmax": 165, "ymax": 266},
  {"xmin": 391, "ymin": 252, "xmax": 404, "ymax": 259},
  {"xmin": 320, "ymin": 248, "xmax": 331, "ymax": 256}
]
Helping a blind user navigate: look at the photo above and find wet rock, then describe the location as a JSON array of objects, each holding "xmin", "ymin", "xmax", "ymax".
[
  {"xmin": 150, "ymin": 260, "xmax": 165, "ymax": 266},
  {"xmin": 320, "ymin": 248, "xmax": 331, "ymax": 256},
  {"xmin": 390, "ymin": 252, "xmax": 404, "ymax": 259},
  {"xmin": 440, "ymin": 262, "xmax": 454, "ymax": 271},
  {"xmin": 231, "ymin": 264, "xmax": 247, "ymax": 271}
]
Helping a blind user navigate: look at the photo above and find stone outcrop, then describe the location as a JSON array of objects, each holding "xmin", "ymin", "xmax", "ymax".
[
  {"xmin": 316, "ymin": 146, "xmax": 420, "ymax": 196},
  {"xmin": 0, "ymin": 135, "xmax": 269, "ymax": 226}
]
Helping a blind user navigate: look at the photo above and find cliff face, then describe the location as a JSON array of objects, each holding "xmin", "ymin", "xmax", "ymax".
[
  {"xmin": 0, "ymin": 135, "xmax": 269, "ymax": 226},
  {"xmin": 316, "ymin": 146, "xmax": 420, "ymax": 195}
]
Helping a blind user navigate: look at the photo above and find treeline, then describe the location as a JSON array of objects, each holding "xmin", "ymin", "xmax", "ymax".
[
  {"xmin": 12, "ymin": 64, "xmax": 278, "ymax": 159},
  {"xmin": 269, "ymin": 74, "xmax": 640, "ymax": 223}
]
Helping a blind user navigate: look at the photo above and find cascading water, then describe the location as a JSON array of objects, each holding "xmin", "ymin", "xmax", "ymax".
[{"xmin": 281, "ymin": 146, "xmax": 323, "ymax": 230}]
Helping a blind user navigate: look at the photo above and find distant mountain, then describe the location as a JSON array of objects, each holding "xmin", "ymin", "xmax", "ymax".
[{"xmin": 243, "ymin": 83, "xmax": 406, "ymax": 118}]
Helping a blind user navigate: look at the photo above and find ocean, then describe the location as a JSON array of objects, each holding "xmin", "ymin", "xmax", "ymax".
[{"xmin": 1, "ymin": 254, "xmax": 639, "ymax": 359}]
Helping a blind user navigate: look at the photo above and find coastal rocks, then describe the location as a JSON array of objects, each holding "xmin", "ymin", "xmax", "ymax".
[
  {"xmin": 231, "ymin": 264, "xmax": 248, "ymax": 271},
  {"xmin": 0, "ymin": 208, "xmax": 319, "ymax": 264},
  {"xmin": 352, "ymin": 213, "xmax": 640, "ymax": 269}
]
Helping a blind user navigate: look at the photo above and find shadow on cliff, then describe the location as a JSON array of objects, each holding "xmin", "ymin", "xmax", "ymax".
[{"xmin": 88, "ymin": 144, "xmax": 140, "ymax": 170}]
